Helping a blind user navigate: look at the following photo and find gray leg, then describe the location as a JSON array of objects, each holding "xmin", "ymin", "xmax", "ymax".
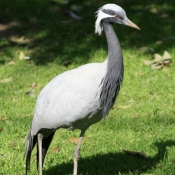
[
  {"xmin": 38, "ymin": 133, "xmax": 43, "ymax": 175},
  {"xmin": 73, "ymin": 131, "xmax": 85, "ymax": 175}
]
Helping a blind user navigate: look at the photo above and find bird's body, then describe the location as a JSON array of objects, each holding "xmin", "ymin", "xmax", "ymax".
[
  {"xmin": 32, "ymin": 61, "xmax": 107, "ymax": 134},
  {"xmin": 25, "ymin": 4, "xmax": 139, "ymax": 175}
]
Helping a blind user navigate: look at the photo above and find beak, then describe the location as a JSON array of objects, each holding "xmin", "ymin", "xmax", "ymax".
[{"xmin": 124, "ymin": 18, "xmax": 140, "ymax": 30}]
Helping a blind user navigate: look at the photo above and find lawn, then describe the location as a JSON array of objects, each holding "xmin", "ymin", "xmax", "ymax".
[{"xmin": 0, "ymin": 0, "xmax": 175, "ymax": 174}]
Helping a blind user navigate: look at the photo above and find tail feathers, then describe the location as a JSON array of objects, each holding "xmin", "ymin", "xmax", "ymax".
[
  {"xmin": 25, "ymin": 129, "xmax": 56, "ymax": 174},
  {"xmin": 25, "ymin": 129, "xmax": 37, "ymax": 175},
  {"xmin": 36, "ymin": 131, "xmax": 55, "ymax": 169}
]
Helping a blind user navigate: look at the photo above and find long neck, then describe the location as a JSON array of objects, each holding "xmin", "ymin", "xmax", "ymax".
[
  {"xmin": 100, "ymin": 22, "xmax": 124, "ymax": 119},
  {"xmin": 102, "ymin": 22, "xmax": 123, "ymax": 69}
]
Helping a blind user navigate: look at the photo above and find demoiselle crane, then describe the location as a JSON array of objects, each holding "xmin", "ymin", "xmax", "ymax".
[{"xmin": 25, "ymin": 4, "xmax": 140, "ymax": 175}]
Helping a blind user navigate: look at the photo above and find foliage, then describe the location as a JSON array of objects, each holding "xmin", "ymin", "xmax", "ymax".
[{"xmin": 143, "ymin": 51, "xmax": 172, "ymax": 69}]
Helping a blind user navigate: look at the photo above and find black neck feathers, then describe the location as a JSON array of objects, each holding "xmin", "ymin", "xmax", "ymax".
[{"xmin": 100, "ymin": 22, "xmax": 124, "ymax": 118}]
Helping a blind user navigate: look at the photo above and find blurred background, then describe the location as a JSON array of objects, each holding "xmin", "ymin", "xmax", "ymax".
[{"xmin": 0, "ymin": 0, "xmax": 174, "ymax": 65}]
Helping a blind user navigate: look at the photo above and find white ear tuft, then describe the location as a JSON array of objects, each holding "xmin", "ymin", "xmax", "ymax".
[
  {"xmin": 95, "ymin": 9, "xmax": 103, "ymax": 35},
  {"xmin": 95, "ymin": 8, "xmax": 114, "ymax": 35}
]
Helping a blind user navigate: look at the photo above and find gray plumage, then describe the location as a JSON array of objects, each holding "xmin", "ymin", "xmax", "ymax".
[
  {"xmin": 100, "ymin": 22, "xmax": 124, "ymax": 119},
  {"xmin": 25, "ymin": 4, "xmax": 140, "ymax": 175}
]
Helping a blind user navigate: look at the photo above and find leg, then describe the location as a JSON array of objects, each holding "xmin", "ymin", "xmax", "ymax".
[
  {"xmin": 38, "ymin": 133, "xmax": 43, "ymax": 175},
  {"xmin": 73, "ymin": 131, "xmax": 85, "ymax": 175}
]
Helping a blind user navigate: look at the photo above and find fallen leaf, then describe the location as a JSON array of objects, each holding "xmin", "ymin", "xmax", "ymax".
[
  {"xmin": 31, "ymin": 82, "xmax": 36, "ymax": 88},
  {"xmin": 19, "ymin": 51, "xmax": 25, "ymax": 60},
  {"xmin": 8, "ymin": 36, "xmax": 31, "ymax": 44},
  {"xmin": 68, "ymin": 138, "xmax": 84, "ymax": 145},
  {"xmin": 138, "ymin": 46, "xmax": 150, "ymax": 54},
  {"xmin": 143, "ymin": 50, "xmax": 172, "ymax": 69},
  {"xmin": 163, "ymin": 59, "xmax": 171, "ymax": 64},
  {"xmin": 128, "ymin": 99, "xmax": 134, "ymax": 103},
  {"xmin": 136, "ymin": 72, "xmax": 144, "ymax": 77},
  {"xmin": 0, "ymin": 117, "xmax": 8, "ymax": 121},
  {"xmin": 149, "ymin": 8, "xmax": 159, "ymax": 14},
  {"xmin": 7, "ymin": 60, "xmax": 15, "ymax": 65},
  {"xmin": 0, "ymin": 77, "xmax": 12, "ymax": 83},
  {"xmin": 143, "ymin": 59, "xmax": 154, "ymax": 65},
  {"xmin": 23, "ymin": 114, "xmax": 33, "ymax": 118},
  {"xmin": 128, "ymin": 54, "xmax": 135, "ymax": 59},
  {"xmin": 151, "ymin": 62, "xmax": 161, "ymax": 66},
  {"xmin": 123, "ymin": 150, "xmax": 148, "ymax": 159},
  {"xmin": 0, "ymin": 21, "xmax": 20, "ymax": 31},
  {"xmin": 151, "ymin": 64, "xmax": 162, "ymax": 69},
  {"xmin": 155, "ymin": 40, "xmax": 163, "ymax": 45},
  {"xmin": 53, "ymin": 146, "xmax": 59, "ymax": 153},
  {"xmin": 162, "ymin": 51, "xmax": 171, "ymax": 60},
  {"xmin": 154, "ymin": 53, "xmax": 162, "ymax": 62}
]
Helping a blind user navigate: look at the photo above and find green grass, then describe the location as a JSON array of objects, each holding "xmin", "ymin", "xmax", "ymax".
[{"xmin": 0, "ymin": 0, "xmax": 175, "ymax": 174}]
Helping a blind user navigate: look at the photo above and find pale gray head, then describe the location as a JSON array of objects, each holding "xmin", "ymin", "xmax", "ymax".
[{"xmin": 95, "ymin": 4, "xmax": 140, "ymax": 35}]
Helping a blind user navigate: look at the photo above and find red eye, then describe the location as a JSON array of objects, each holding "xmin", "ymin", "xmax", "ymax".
[{"xmin": 115, "ymin": 14, "xmax": 119, "ymax": 18}]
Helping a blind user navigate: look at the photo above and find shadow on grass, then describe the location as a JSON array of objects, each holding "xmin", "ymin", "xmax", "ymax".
[
  {"xmin": 43, "ymin": 140, "xmax": 175, "ymax": 175},
  {"xmin": 0, "ymin": 0, "xmax": 175, "ymax": 65}
]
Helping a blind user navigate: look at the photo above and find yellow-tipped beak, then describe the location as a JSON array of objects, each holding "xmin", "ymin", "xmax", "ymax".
[{"xmin": 125, "ymin": 18, "xmax": 140, "ymax": 30}]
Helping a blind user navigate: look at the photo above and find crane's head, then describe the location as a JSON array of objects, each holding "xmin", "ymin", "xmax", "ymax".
[{"xmin": 95, "ymin": 4, "xmax": 140, "ymax": 35}]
